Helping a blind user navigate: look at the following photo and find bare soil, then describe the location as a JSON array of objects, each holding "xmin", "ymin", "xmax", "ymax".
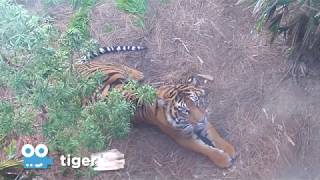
[{"xmin": 7, "ymin": 0, "xmax": 320, "ymax": 179}]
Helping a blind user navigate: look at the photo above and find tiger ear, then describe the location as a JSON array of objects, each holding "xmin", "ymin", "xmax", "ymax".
[
  {"xmin": 187, "ymin": 75, "xmax": 199, "ymax": 86},
  {"xmin": 187, "ymin": 75, "xmax": 209, "ymax": 95}
]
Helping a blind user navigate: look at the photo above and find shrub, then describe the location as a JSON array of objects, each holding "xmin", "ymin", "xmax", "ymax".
[
  {"xmin": 124, "ymin": 80, "xmax": 157, "ymax": 105},
  {"xmin": 238, "ymin": 0, "xmax": 320, "ymax": 76},
  {"xmin": 0, "ymin": 0, "xmax": 156, "ymax": 156},
  {"xmin": 116, "ymin": 0, "xmax": 147, "ymax": 15},
  {"xmin": 116, "ymin": 0, "xmax": 148, "ymax": 28},
  {"xmin": 69, "ymin": 0, "xmax": 96, "ymax": 9},
  {"xmin": 41, "ymin": 0, "xmax": 96, "ymax": 9}
]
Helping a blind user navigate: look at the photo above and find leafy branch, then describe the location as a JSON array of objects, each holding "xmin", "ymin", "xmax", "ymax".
[
  {"xmin": 0, "ymin": 0, "xmax": 156, "ymax": 158},
  {"xmin": 238, "ymin": 0, "xmax": 320, "ymax": 76}
]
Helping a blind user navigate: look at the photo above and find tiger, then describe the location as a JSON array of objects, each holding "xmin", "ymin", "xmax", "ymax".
[
  {"xmin": 75, "ymin": 45, "xmax": 236, "ymax": 168},
  {"xmin": 81, "ymin": 45, "xmax": 146, "ymax": 62},
  {"xmin": 74, "ymin": 45, "xmax": 146, "ymax": 103},
  {"xmin": 134, "ymin": 77, "xmax": 237, "ymax": 168}
]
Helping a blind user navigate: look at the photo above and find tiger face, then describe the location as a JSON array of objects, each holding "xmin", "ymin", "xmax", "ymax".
[
  {"xmin": 137, "ymin": 79, "xmax": 236, "ymax": 168},
  {"xmin": 161, "ymin": 84, "xmax": 207, "ymax": 137}
]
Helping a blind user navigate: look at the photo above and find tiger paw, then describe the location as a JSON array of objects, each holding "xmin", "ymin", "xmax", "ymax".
[{"xmin": 208, "ymin": 148, "xmax": 235, "ymax": 168}]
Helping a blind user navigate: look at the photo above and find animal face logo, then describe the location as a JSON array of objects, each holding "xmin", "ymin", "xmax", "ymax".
[{"xmin": 21, "ymin": 144, "xmax": 53, "ymax": 169}]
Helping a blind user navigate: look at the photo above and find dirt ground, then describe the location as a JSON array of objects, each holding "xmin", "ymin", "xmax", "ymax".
[{"xmin": 14, "ymin": 0, "xmax": 320, "ymax": 179}]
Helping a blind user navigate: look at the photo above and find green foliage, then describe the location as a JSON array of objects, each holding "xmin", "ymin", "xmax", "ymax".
[
  {"xmin": 46, "ymin": 128, "xmax": 81, "ymax": 154},
  {"xmin": 237, "ymin": 0, "xmax": 320, "ymax": 34},
  {"xmin": 79, "ymin": 116, "xmax": 107, "ymax": 151},
  {"xmin": 0, "ymin": 101, "xmax": 14, "ymax": 137},
  {"xmin": 41, "ymin": 0, "xmax": 64, "ymax": 6},
  {"xmin": 70, "ymin": 0, "xmax": 96, "ymax": 9},
  {"xmin": 0, "ymin": 0, "xmax": 98, "ymax": 154},
  {"xmin": 3, "ymin": 140, "xmax": 17, "ymax": 160},
  {"xmin": 116, "ymin": 0, "xmax": 147, "ymax": 28},
  {"xmin": 0, "ymin": 101, "xmax": 35, "ymax": 137},
  {"xmin": 70, "ymin": 8, "xmax": 91, "ymax": 38},
  {"xmin": 133, "ymin": 18, "xmax": 145, "ymax": 28},
  {"xmin": 0, "ymin": 0, "xmax": 155, "ymax": 157},
  {"xmin": 116, "ymin": 0, "xmax": 147, "ymax": 15},
  {"xmin": 0, "ymin": 0, "xmax": 55, "ymax": 55},
  {"xmin": 0, "ymin": 139, "xmax": 22, "ymax": 178},
  {"xmin": 238, "ymin": 0, "xmax": 320, "ymax": 75},
  {"xmin": 124, "ymin": 80, "xmax": 156, "ymax": 105},
  {"xmin": 41, "ymin": 0, "xmax": 96, "ymax": 9},
  {"xmin": 61, "ymin": 8, "xmax": 97, "ymax": 53},
  {"xmin": 80, "ymin": 91, "xmax": 134, "ymax": 147},
  {"xmin": 102, "ymin": 90, "xmax": 134, "ymax": 137}
]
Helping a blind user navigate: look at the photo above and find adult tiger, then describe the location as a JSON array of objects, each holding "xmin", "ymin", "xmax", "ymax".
[
  {"xmin": 74, "ymin": 45, "xmax": 146, "ymax": 104},
  {"xmin": 134, "ymin": 78, "xmax": 236, "ymax": 168},
  {"xmin": 75, "ymin": 45, "xmax": 236, "ymax": 167}
]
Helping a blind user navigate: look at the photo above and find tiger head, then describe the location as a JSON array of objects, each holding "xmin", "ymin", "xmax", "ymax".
[
  {"xmin": 160, "ymin": 84, "xmax": 206, "ymax": 136},
  {"xmin": 156, "ymin": 77, "xmax": 236, "ymax": 168}
]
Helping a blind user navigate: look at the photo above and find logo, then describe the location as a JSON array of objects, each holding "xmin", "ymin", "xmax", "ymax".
[{"xmin": 21, "ymin": 144, "xmax": 53, "ymax": 169}]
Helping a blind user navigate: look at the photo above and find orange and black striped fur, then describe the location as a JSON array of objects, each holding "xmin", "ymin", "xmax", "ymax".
[
  {"xmin": 134, "ymin": 78, "xmax": 236, "ymax": 168},
  {"xmin": 75, "ymin": 45, "xmax": 236, "ymax": 167},
  {"xmin": 75, "ymin": 45, "xmax": 146, "ymax": 104}
]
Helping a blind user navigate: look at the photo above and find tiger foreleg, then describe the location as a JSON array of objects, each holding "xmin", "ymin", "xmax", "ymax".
[
  {"xmin": 205, "ymin": 123, "xmax": 236, "ymax": 163},
  {"xmin": 174, "ymin": 135, "xmax": 234, "ymax": 168}
]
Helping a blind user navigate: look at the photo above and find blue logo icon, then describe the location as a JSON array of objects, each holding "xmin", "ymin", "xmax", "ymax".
[{"xmin": 21, "ymin": 144, "xmax": 53, "ymax": 169}]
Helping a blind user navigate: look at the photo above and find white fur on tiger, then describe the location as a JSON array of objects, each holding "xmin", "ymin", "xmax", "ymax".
[{"xmin": 80, "ymin": 45, "xmax": 146, "ymax": 63}]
